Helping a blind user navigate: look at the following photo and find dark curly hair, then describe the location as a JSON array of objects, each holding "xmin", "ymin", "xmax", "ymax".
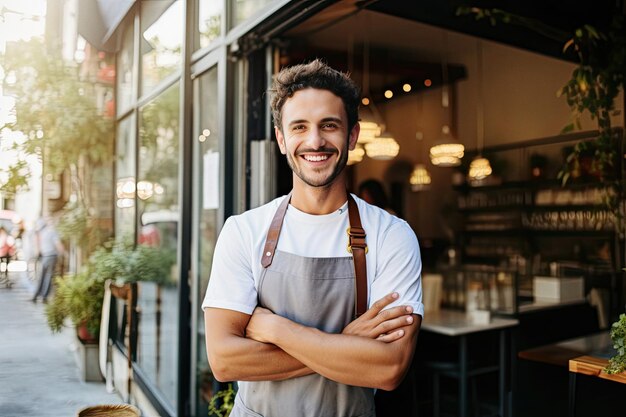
[{"xmin": 269, "ymin": 59, "xmax": 360, "ymax": 132}]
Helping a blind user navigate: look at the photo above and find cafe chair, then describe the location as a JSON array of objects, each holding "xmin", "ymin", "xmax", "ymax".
[{"xmin": 425, "ymin": 358, "xmax": 499, "ymax": 417}]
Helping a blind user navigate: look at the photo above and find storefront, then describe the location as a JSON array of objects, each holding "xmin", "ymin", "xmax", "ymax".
[{"xmin": 77, "ymin": 1, "xmax": 624, "ymax": 416}]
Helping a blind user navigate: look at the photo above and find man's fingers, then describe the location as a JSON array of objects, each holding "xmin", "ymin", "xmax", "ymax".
[
  {"xmin": 377, "ymin": 329, "xmax": 405, "ymax": 343},
  {"xmin": 377, "ymin": 314, "xmax": 414, "ymax": 333},
  {"xmin": 375, "ymin": 305, "xmax": 414, "ymax": 325},
  {"xmin": 367, "ymin": 292, "xmax": 400, "ymax": 317}
]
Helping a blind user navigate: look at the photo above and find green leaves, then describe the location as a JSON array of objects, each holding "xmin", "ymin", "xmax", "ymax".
[{"xmin": 605, "ymin": 313, "xmax": 626, "ymax": 374}]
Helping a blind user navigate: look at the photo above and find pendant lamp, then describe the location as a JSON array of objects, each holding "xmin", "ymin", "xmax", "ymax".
[
  {"xmin": 358, "ymin": 106, "xmax": 382, "ymax": 144},
  {"xmin": 409, "ymin": 95, "xmax": 432, "ymax": 191},
  {"xmin": 410, "ymin": 163, "xmax": 432, "ymax": 191},
  {"xmin": 347, "ymin": 144, "xmax": 366, "ymax": 165},
  {"xmin": 430, "ymin": 32, "xmax": 464, "ymax": 167},
  {"xmin": 364, "ymin": 132, "xmax": 400, "ymax": 160},
  {"xmin": 430, "ymin": 125, "xmax": 464, "ymax": 167},
  {"xmin": 468, "ymin": 40, "xmax": 492, "ymax": 183}
]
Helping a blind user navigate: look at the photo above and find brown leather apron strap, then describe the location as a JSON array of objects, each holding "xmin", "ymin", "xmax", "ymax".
[
  {"xmin": 261, "ymin": 192, "xmax": 292, "ymax": 268},
  {"xmin": 347, "ymin": 194, "xmax": 368, "ymax": 317},
  {"xmin": 261, "ymin": 192, "xmax": 368, "ymax": 318}
]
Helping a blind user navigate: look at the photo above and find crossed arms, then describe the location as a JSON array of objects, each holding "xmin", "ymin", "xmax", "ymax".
[{"xmin": 204, "ymin": 292, "xmax": 421, "ymax": 391}]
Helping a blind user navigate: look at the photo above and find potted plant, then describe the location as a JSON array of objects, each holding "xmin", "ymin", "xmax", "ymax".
[{"xmin": 45, "ymin": 271, "xmax": 104, "ymax": 342}]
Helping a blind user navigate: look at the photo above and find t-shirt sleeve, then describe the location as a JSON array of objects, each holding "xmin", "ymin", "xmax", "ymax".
[
  {"xmin": 370, "ymin": 221, "xmax": 424, "ymax": 317},
  {"xmin": 201, "ymin": 216, "xmax": 257, "ymax": 315}
]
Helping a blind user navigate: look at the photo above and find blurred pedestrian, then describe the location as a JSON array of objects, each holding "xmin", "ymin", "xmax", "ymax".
[
  {"xmin": 0, "ymin": 226, "xmax": 16, "ymax": 285},
  {"xmin": 31, "ymin": 218, "xmax": 64, "ymax": 303},
  {"xmin": 358, "ymin": 179, "xmax": 397, "ymax": 215}
]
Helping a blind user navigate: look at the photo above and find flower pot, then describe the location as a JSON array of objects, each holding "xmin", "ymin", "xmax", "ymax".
[{"xmin": 77, "ymin": 322, "xmax": 99, "ymax": 344}]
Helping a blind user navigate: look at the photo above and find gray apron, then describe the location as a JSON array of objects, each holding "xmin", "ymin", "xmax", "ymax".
[{"xmin": 231, "ymin": 204, "xmax": 375, "ymax": 417}]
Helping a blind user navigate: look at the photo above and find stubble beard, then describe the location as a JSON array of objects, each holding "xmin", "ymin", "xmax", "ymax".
[{"xmin": 287, "ymin": 144, "xmax": 349, "ymax": 188}]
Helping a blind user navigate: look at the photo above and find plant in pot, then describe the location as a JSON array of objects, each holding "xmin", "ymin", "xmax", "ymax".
[
  {"xmin": 45, "ymin": 271, "xmax": 104, "ymax": 343},
  {"xmin": 44, "ymin": 241, "xmax": 130, "ymax": 341}
]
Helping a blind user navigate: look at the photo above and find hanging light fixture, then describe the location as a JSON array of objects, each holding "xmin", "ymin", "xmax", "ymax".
[
  {"xmin": 410, "ymin": 163, "xmax": 432, "ymax": 191},
  {"xmin": 358, "ymin": 106, "xmax": 382, "ymax": 144},
  {"xmin": 430, "ymin": 31, "xmax": 464, "ymax": 167},
  {"xmin": 409, "ymin": 95, "xmax": 432, "ymax": 191},
  {"xmin": 468, "ymin": 39, "xmax": 492, "ymax": 183},
  {"xmin": 347, "ymin": 144, "xmax": 366, "ymax": 165},
  {"xmin": 364, "ymin": 132, "xmax": 400, "ymax": 160},
  {"xmin": 430, "ymin": 125, "xmax": 464, "ymax": 167},
  {"xmin": 358, "ymin": 35, "xmax": 383, "ymax": 146}
]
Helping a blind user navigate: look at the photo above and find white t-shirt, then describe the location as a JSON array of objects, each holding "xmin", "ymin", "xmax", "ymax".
[{"xmin": 202, "ymin": 194, "xmax": 424, "ymax": 317}]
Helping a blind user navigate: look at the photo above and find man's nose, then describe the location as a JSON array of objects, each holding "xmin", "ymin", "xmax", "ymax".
[{"xmin": 304, "ymin": 127, "xmax": 326, "ymax": 149}]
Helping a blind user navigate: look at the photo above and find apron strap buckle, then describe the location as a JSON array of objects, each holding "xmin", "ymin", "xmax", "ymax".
[{"xmin": 346, "ymin": 227, "xmax": 368, "ymax": 254}]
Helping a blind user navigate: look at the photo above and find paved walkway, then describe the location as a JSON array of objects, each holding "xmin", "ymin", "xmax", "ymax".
[{"xmin": 0, "ymin": 270, "xmax": 123, "ymax": 417}]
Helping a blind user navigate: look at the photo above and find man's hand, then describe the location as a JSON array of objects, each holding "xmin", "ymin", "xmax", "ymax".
[
  {"xmin": 246, "ymin": 293, "xmax": 414, "ymax": 345},
  {"xmin": 245, "ymin": 306, "xmax": 275, "ymax": 343},
  {"xmin": 342, "ymin": 292, "xmax": 414, "ymax": 342}
]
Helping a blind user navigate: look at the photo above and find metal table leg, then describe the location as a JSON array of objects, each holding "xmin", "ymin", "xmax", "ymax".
[
  {"xmin": 459, "ymin": 335, "xmax": 467, "ymax": 417},
  {"xmin": 568, "ymin": 371, "xmax": 577, "ymax": 417},
  {"xmin": 499, "ymin": 329, "xmax": 506, "ymax": 417}
]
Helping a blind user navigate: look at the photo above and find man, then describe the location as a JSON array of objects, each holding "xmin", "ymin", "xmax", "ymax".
[
  {"xmin": 32, "ymin": 217, "xmax": 64, "ymax": 303},
  {"xmin": 203, "ymin": 60, "xmax": 423, "ymax": 416}
]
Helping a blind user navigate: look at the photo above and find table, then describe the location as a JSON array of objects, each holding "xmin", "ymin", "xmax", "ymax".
[
  {"xmin": 422, "ymin": 309, "xmax": 519, "ymax": 417},
  {"xmin": 568, "ymin": 345, "xmax": 625, "ymax": 417}
]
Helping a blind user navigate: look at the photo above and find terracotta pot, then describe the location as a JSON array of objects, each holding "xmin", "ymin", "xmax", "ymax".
[{"xmin": 77, "ymin": 322, "xmax": 98, "ymax": 344}]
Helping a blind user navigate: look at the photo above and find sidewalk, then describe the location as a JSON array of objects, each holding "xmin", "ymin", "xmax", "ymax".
[{"xmin": 0, "ymin": 270, "xmax": 123, "ymax": 417}]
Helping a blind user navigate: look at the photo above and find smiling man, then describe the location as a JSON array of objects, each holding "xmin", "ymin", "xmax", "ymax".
[{"xmin": 203, "ymin": 59, "xmax": 423, "ymax": 417}]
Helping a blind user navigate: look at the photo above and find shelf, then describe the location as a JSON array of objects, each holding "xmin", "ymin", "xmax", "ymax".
[{"xmin": 454, "ymin": 179, "xmax": 610, "ymax": 193}]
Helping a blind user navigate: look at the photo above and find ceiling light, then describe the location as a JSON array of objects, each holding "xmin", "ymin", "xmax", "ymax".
[
  {"xmin": 468, "ymin": 156, "xmax": 493, "ymax": 181},
  {"xmin": 384, "ymin": 90, "xmax": 393, "ymax": 99},
  {"xmin": 347, "ymin": 144, "xmax": 365, "ymax": 165},
  {"xmin": 403, "ymin": 84, "xmax": 411, "ymax": 92},
  {"xmin": 429, "ymin": 125, "xmax": 464, "ymax": 167},
  {"xmin": 409, "ymin": 164, "xmax": 432, "ymax": 191},
  {"xmin": 364, "ymin": 132, "xmax": 400, "ymax": 160}
]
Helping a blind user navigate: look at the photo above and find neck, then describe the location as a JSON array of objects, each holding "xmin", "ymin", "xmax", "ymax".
[{"xmin": 290, "ymin": 175, "xmax": 349, "ymax": 215}]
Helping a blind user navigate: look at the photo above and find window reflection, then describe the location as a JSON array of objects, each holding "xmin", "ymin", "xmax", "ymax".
[
  {"xmin": 198, "ymin": 0, "xmax": 222, "ymax": 49},
  {"xmin": 117, "ymin": 23, "xmax": 134, "ymax": 115},
  {"xmin": 141, "ymin": 1, "xmax": 182, "ymax": 95},
  {"xmin": 194, "ymin": 66, "xmax": 220, "ymax": 416},
  {"xmin": 231, "ymin": 0, "xmax": 277, "ymax": 28},
  {"xmin": 115, "ymin": 116, "xmax": 136, "ymax": 241},
  {"xmin": 137, "ymin": 82, "xmax": 180, "ymax": 407}
]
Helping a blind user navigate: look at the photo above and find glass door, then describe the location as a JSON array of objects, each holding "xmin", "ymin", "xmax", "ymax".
[{"xmin": 191, "ymin": 61, "xmax": 222, "ymax": 416}]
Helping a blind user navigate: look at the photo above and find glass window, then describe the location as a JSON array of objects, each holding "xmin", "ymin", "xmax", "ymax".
[
  {"xmin": 193, "ymin": 66, "xmax": 220, "ymax": 416},
  {"xmin": 230, "ymin": 0, "xmax": 276, "ymax": 28},
  {"xmin": 136, "ymin": 83, "xmax": 180, "ymax": 407},
  {"xmin": 141, "ymin": 1, "xmax": 183, "ymax": 96},
  {"xmin": 117, "ymin": 22, "xmax": 134, "ymax": 115},
  {"xmin": 115, "ymin": 115, "xmax": 136, "ymax": 241},
  {"xmin": 198, "ymin": 0, "xmax": 222, "ymax": 49}
]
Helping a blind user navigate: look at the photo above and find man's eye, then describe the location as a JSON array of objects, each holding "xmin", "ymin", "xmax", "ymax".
[
  {"xmin": 292, "ymin": 125, "xmax": 306, "ymax": 131},
  {"xmin": 322, "ymin": 123, "xmax": 338, "ymax": 129}
]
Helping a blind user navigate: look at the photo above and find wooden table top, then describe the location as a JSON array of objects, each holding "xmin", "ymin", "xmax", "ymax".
[{"xmin": 569, "ymin": 355, "xmax": 626, "ymax": 384}]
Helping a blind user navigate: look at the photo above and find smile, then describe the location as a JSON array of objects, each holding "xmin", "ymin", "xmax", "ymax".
[{"xmin": 302, "ymin": 154, "xmax": 330, "ymax": 162}]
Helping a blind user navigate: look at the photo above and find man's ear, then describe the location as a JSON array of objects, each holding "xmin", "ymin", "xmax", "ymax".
[
  {"xmin": 348, "ymin": 122, "xmax": 361, "ymax": 151},
  {"xmin": 275, "ymin": 126, "xmax": 287, "ymax": 155}
]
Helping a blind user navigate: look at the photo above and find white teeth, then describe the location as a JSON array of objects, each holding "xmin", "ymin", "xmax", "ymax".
[{"xmin": 303, "ymin": 155, "xmax": 329, "ymax": 162}]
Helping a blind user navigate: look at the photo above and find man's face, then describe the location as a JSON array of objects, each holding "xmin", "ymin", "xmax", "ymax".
[{"xmin": 275, "ymin": 88, "xmax": 359, "ymax": 188}]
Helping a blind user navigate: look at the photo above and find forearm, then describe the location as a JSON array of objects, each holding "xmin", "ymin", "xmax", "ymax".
[
  {"xmin": 265, "ymin": 315, "xmax": 419, "ymax": 390},
  {"xmin": 209, "ymin": 334, "xmax": 313, "ymax": 382},
  {"xmin": 204, "ymin": 308, "xmax": 313, "ymax": 382}
]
